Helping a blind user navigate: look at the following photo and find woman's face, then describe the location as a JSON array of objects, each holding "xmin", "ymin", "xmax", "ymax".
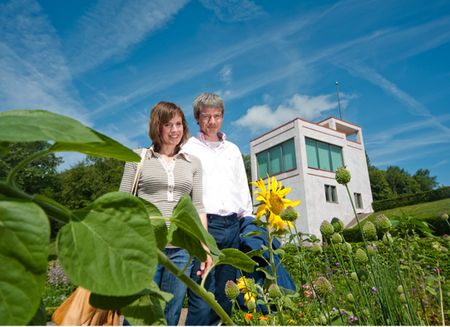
[{"xmin": 160, "ymin": 113, "xmax": 184, "ymax": 148}]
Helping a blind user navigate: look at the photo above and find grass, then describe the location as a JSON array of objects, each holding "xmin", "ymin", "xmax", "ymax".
[{"xmin": 367, "ymin": 198, "xmax": 450, "ymax": 221}]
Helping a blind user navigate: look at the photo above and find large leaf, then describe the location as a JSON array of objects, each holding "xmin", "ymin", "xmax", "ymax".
[
  {"xmin": 216, "ymin": 248, "xmax": 257, "ymax": 273},
  {"xmin": 50, "ymin": 129, "xmax": 140, "ymax": 162},
  {"xmin": 57, "ymin": 192, "xmax": 157, "ymax": 296},
  {"xmin": 121, "ymin": 282, "xmax": 173, "ymax": 326},
  {"xmin": 0, "ymin": 199, "xmax": 50, "ymax": 325},
  {"xmin": 90, "ymin": 290, "xmax": 147, "ymax": 310},
  {"xmin": 170, "ymin": 195, "xmax": 220, "ymax": 256},
  {"xmin": 0, "ymin": 109, "xmax": 101, "ymax": 143},
  {"xmin": 138, "ymin": 197, "xmax": 167, "ymax": 250}
]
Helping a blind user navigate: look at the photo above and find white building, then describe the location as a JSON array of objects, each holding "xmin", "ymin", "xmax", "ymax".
[{"xmin": 250, "ymin": 116, "xmax": 373, "ymax": 237}]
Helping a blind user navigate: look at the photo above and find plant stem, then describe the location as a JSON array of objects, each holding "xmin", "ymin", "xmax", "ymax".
[
  {"xmin": 156, "ymin": 249, "xmax": 234, "ymax": 326},
  {"xmin": 6, "ymin": 149, "xmax": 52, "ymax": 186},
  {"xmin": 436, "ymin": 264, "xmax": 446, "ymax": 326}
]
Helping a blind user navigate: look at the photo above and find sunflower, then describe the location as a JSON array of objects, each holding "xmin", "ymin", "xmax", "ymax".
[
  {"xmin": 252, "ymin": 177, "xmax": 300, "ymax": 231},
  {"xmin": 236, "ymin": 276, "xmax": 257, "ymax": 305}
]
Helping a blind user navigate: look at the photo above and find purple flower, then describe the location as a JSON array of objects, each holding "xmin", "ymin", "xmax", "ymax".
[
  {"xmin": 348, "ymin": 316, "xmax": 358, "ymax": 324},
  {"xmin": 370, "ymin": 287, "xmax": 378, "ymax": 294},
  {"xmin": 340, "ymin": 310, "xmax": 348, "ymax": 316},
  {"xmin": 47, "ymin": 260, "xmax": 69, "ymax": 286},
  {"xmin": 335, "ymin": 262, "xmax": 341, "ymax": 268}
]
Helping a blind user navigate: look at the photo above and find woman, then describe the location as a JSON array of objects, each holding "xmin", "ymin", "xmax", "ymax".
[{"xmin": 119, "ymin": 101, "xmax": 211, "ymax": 325}]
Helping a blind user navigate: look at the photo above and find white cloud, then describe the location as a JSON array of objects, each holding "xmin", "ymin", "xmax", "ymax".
[
  {"xmin": 67, "ymin": 0, "xmax": 189, "ymax": 75},
  {"xmin": 219, "ymin": 65, "xmax": 232, "ymax": 85},
  {"xmin": 234, "ymin": 93, "xmax": 344, "ymax": 133},
  {"xmin": 199, "ymin": 0, "xmax": 265, "ymax": 22}
]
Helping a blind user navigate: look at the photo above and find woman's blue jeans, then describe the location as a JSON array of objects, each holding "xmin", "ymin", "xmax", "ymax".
[{"xmin": 153, "ymin": 247, "xmax": 192, "ymax": 326}]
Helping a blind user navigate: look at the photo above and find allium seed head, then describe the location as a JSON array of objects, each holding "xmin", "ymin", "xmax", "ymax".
[
  {"xmin": 314, "ymin": 276, "xmax": 333, "ymax": 297},
  {"xmin": 375, "ymin": 214, "xmax": 391, "ymax": 232},
  {"xmin": 346, "ymin": 293, "xmax": 355, "ymax": 303},
  {"xmin": 332, "ymin": 233, "xmax": 343, "ymax": 244},
  {"xmin": 320, "ymin": 221, "xmax": 334, "ymax": 238},
  {"xmin": 362, "ymin": 222, "xmax": 378, "ymax": 241},
  {"xmin": 331, "ymin": 217, "xmax": 344, "ymax": 233},
  {"xmin": 341, "ymin": 242, "xmax": 352, "ymax": 253},
  {"xmin": 440, "ymin": 213, "xmax": 449, "ymax": 221},
  {"xmin": 311, "ymin": 243, "xmax": 323, "ymax": 254},
  {"xmin": 335, "ymin": 167, "xmax": 351, "ymax": 184},
  {"xmin": 355, "ymin": 248, "xmax": 369, "ymax": 264},
  {"xmin": 225, "ymin": 280, "xmax": 239, "ymax": 300},
  {"xmin": 397, "ymin": 285, "xmax": 404, "ymax": 294}
]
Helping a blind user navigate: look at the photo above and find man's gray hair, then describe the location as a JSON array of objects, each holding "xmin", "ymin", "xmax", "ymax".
[{"xmin": 192, "ymin": 92, "xmax": 224, "ymax": 119}]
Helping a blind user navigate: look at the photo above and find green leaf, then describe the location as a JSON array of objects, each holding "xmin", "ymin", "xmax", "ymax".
[
  {"xmin": 50, "ymin": 129, "xmax": 140, "ymax": 162},
  {"xmin": 0, "ymin": 109, "xmax": 101, "ymax": 143},
  {"xmin": 170, "ymin": 224, "xmax": 207, "ymax": 261},
  {"xmin": 0, "ymin": 199, "xmax": 50, "ymax": 325},
  {"xmin": 216, "ymin": 248, "xmax": 257, "ymax": 273},
  {"xmin": 256, "ymin": 267, "xmax": 276, "ymax": 280},
  {"xmin": 57, "ymin": 192, "xmax": 157, "ymax": 296},
  {"xmin": 122, "ymin": 282, "xmax": 173, "ymax": 326},
  {"xmin": 137, "ymin": 197, "xmax": 167, "ymax": 250},
  {"xmin": 28, "ymin": 300, "xmax": 46, "ymax": 326},
  {"xmin": 242, "ymin": 231, "xmax": 261, "ymax": 238},
  {"xmin": 90, "ymin": 291, "xmax": 146, "ymax": 310},
  {"xmin": 170, "ymin": 195, "xmax": 221, "ymax": 257}
]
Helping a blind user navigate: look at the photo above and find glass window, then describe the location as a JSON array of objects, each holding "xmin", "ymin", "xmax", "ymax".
[
  {"xmin": 330, "ymin": 145, "xmax": 343, "ymax": 171},
  {"xmin": 256, "ymin": 138, "xmax": 297, "ymax": 178},
  {"xmin": 325, "ymin": 185, "xmax": 338, "ymax": 203},
  {"xmin": 354, "ymin": 193, "xmax": 363, "ymax": 209},
  {"xmin": 306, "ymin": 138, "xmax": 319, "ymax": 168},
  {"xmin": 318, "ymin": 142, "xmax": 331, "ymax": 171},
  {"xmin": 282, "ymin": 139, "xmax": 296, "ymax": 171}
]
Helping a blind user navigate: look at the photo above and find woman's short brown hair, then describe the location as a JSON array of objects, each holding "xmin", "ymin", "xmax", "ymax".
[{"xmin": 149, "ymin": 101, "xmax": 189, "ymax": 153}]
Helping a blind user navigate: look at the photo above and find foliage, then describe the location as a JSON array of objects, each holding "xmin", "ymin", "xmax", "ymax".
[
  {"xmin": 368, "ymin": 166, "xmax": 394, "ymax": 201},
  {"xmin": 0, "ymin": 109, "xmax": 255, "ymax": 325},
  {"xmin": 373, "ymin": 186, "xmax": 450, "ymax": 211},
  {"xmin": 413, "ymin": 169, "xmax": 439, "ymax": 192}
]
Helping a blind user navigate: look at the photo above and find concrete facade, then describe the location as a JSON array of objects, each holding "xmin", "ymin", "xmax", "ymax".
[{"xmin": 250, "ymin": 117, "xmax": 373, "ymax": 238}]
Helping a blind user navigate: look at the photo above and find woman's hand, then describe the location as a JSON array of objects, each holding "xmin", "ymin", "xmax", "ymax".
[{"xmin": 197, "ymin": 254, "xmax": 212, "ymax": 278}]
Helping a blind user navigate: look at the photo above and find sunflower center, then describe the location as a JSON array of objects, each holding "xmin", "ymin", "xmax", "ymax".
[{"xmin": 269, "ymin": 191, "xmax": 284, "ymax": 215}]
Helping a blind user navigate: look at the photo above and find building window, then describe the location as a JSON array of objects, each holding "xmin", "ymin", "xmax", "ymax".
[
  {"xmin": 256, "ymin": 138, "xmax": 297, "ymax": 178},
  {"xmin": 354, "ymin": 193, "xmax": 363, "ymax": 209},
  {"xmin": 305, "ymin": 137, "xmax": 343, "ymax": 172},
  {"xmin": 325, "ymin": 185, "xmax": 338, "ymax": 203}
]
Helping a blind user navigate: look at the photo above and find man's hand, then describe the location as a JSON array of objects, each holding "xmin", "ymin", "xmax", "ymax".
[{"xmin": 197, "ymin": 254, "xmax": 212, "ymax": 278}]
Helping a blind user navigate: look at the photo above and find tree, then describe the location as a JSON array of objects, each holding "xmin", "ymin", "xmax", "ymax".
[
  {"xmin": 0, "ymin": 141, "xmax": 63, "ymax": 197},
  {"xmin": 368, "ymin": 166, "xmax": 393, "ymax": 201},
  {"xmin": 242, "ymin": 154, "xmax": 252, "ymax": 195},
  {"xmin": 55, "ymin": 156, "xmax": 125, "ymax": 209},
  {"xmin": 413, "ymin": 168, "xmax": 438, "ymax": 192},
  {"xmin": 385, "ymin": 166, "xmax": 420, "ymax": 196}
]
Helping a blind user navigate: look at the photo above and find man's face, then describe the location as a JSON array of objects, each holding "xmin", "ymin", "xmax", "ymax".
[{"xmin": 197, "ymin": 106, "xmax": 223, "ymax": 141}]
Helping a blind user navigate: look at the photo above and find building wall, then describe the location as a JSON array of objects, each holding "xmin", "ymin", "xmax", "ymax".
[{"xmin": 250, "ymin": 117, "xmax": 373, "ymax": 239}]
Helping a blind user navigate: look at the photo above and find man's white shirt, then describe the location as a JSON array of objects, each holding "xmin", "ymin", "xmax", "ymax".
[{"xmin": 182, "ymin": 133, "xmax": 253, "ymax": 218}]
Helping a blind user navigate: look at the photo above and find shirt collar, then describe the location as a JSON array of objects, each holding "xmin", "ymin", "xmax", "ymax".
[
  {"xmin": 148, "ymin": 146, "xmax": 191, "ymax": 162},
  {"xmin": 197, "ymin": 131, "xmax": 227, "ymax": 143}
]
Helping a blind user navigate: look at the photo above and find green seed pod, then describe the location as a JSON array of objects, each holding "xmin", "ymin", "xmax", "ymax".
[
  {"xmin": 440, "ymin": 213, "xmax": 449, "ymax": 221},
  {"xmin": 362, "ymin": 221, "xmax": 378, "ymax": 241},
  {"xmin": 332, "ymin": 233, "xmax": 343, "ymax": 244},
  {"xmin": 375, "ymin": 214, "xmax": 392, "ymax": 232},
  {"xmin": 341, "ymin": 242, "xmax": 352, "ymax": 253},
  {"xmin": 280, "ymin": 206, "xmax": 299, "ymax": 222},
  {"xmin": 335, "ymin": 166, "xmax": 351, "ymax": 185},
  {"xmin": 320, "ymin": 221, "xmax": 334, "ymax": 238},
  {"xmin": 331, "ymin": 217, "xmax": 345, "ymax": 233},
  {"xmin": 311, "ymin": 243, "xmax": 323, "ymax": 254},
  {"xmin": 314, "ymin": 276, "xmax": 333, "ymax": 297},
  {"xmin": 268, "ymin": 283, "xmax": 282, "ymax": 299},
  {"xmin": 247, "ymin": 298, "xmax": 256, "ymax": 311},
  {"xmin": 382, "ymin": 232, "xmax": 394, "ymax": 245},
  {"xmin": 399, "ymin": 293, "xmax": 406, "ymax": 303},
  {"xmin": 225, "ymin": 280, "xmax": 239, "ymax": 300},
  {"xmin": 346, "ymin": 293, "xmax": 355, "ymax": 303},
  {"xmin": 350, "ymin": 272, "xmax": 359, "ymax": 282},
  {"xmin": 355, "ymin": 248, "xmax": 369, "ymax": 264},
  {"xmin": 397, "ymin": 285, "xmax": 404, "ymax": 294}
]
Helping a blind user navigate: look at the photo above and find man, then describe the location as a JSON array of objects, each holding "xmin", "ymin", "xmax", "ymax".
[{"xmin": 183, "ymin": 92, "xmax": 253, "ymax": 325}]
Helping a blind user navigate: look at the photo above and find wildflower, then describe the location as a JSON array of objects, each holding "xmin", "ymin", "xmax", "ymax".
[
  {"xmin": 237, "ymin": 276, "xmax": 257, "ymax": 305},
  {"xmin": 362, "ymin": 221, "xmax": 378, "ymax": 241},
  {"xmin": 311, "ymin": 243, "xmax": 323, "ymax": 254},
  {"xmin": 302, "ymin": 284, "xmax": 316, "ymax": 299},
  {"xmin": 314, "ymin": 276, "xmax": 333, "ymax": 297},
  {"xmin": 244, "ymin": 312, "xmax": 253, "ymax": 321},
  {"xmin": 259, "ymin": 316, "xmax": 269, "ymax": 321},
  {"xmin": 397, "ymin": 285, "xmax": 404, "ymax": 294},
  {"xmin": 335, "ymin": 262, "xmax": 341, "ymax": 268},
  {"xmin": 335, "ymin": 166, "xmax": 351, "ymax": 184},
  {"xmin": 370, "ymin": 287, "xmax": 378, "ymax": 294},
  {"xmin": 268, "ymin": 283, "xmax": 282, "ymax": 299},
  {"xmin": 225, "ymin": 280, "xmax": 239, "ymax": 300},
  {"xmin": 259, "ymin": 316, "xmax": 269, "ymax": 325},
  {"xmin": 320, "ymin": 220, "xmax": 334, "ymax": 238},
  {"xmin": 341, "ymin": 242, "xmax": 352, "ymax": 253},
  {"xmin": 375, "ymin": 214, "xmax": 391, "ymax": 232},
  {"xmin": 319, "ymin": 313, "xmax": 328, "ymax": 325},
  {"xmin": 355, "ymin": 248, "xmax": 368, "ymax": 264},
  {"xmin": 47, "ymin": 260, "xmax": 70, "ymax": 286},
  {"xmin": 332, "ymin": 233, "xmax": 343, "ymax": 244},
  {"xmin": 252, "ymin": 177, "xmax": 300, "ymax": 231},
  {"xmin": 331, "ymin": 217, "xmax": 344, "ymax": 233},
  {"xmin": 348, "ymin": 315, "xmax": 358, "ymax": 324}
]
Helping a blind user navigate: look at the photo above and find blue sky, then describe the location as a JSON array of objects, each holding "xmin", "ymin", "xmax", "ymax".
[{"xmin": 1, "ymin": 0, "xmax": 449, "ymax": 186}]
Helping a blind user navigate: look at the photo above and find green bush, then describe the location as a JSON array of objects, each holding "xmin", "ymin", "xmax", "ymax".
[{"xmin": 372, "ymin": 186, "xmax": 450, "ymax": 211}]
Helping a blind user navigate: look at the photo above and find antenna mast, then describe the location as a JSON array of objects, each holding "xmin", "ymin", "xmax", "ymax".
[{"xmin": 335, "ymin": 81, "xmax": 342, "ymax": 119}]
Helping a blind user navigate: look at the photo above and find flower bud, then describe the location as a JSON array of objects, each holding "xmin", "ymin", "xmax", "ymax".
[
  {"xmin": 346, "ymin": 293, "xmax": 355, "ymax": 303},
  {"xmin": 319, "ymin": 313, "xmax": 327, "ymax": 325},
  {"xmin": 350, "ymin": 272, "xmax": 359, "ymax": 282},
  {"xmin": 225, "ymin": 280, "xmax": 239, "ymax": 300},
  {"xmin": 280, "ymin": 206, "xmax": 298, "ymax": 222},
  {"xmin": 341, "ymin": 242, "xmax": 352, "ymax": 253},
  {"xmin": 247, "ymin": 298, "xmax": 256, "ymax": 311},
  {"xmin": 355, "ymin": 248, "xmax": 368, "ymax": 264},
  {"xmin": 362, "ymin": 222, "xmax": 378, "ymax": 241},
  {"xmin": 311, "ymin": 243, "xmax": 323, "ymax": 254},
  {"xmin": 320, "ymin": 221, "xmax": 334, "ymax": 238},
  {"xmin": 331, "ymin": 217, "xmax": 344, "ymax": 233},
  {"xmin": 383, "ymin": 232, "xmax": 393, "ymax": 245},
  {"xmin": 397, "ymin": 285, "xmax": 404, "ymax": 294},
  {"xmin": 335, "ymin": 167, "xmax": 351, "ymax": 184},
  {"xmin": 314, "ymin": 276, "xmax": 333, "ymax": 297},
  {"xmin": 332, "ymin": 233, "xmax": 343, "ymax": 244},
  {"xmin": 375, "ymin": 214, "xmax": 391, "ymax": 232},
  {"xmin": 440, "ymin": 213, "xmax": 449, "ymax": 221},
  {"xmin": 268, "ymin": 283, "xmax": 282, "ymax": 299},
  {"xmin": 399, "ymin": 293, "xmax": 406, "ymax": 303}
]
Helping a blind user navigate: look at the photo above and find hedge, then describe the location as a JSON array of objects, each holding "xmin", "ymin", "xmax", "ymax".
[{"xmin": 372, "ymin": 186, "xmax": 450, "ymax": 212}]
